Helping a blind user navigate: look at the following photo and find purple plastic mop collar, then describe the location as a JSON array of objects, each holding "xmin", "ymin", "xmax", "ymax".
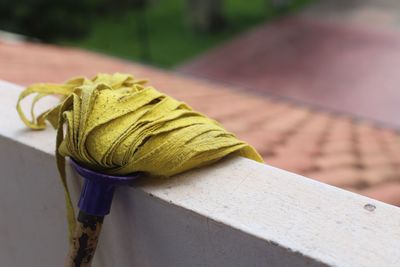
[{"xmin": 70, "ymin": 158, "xmax": 141, "ymax": 216}]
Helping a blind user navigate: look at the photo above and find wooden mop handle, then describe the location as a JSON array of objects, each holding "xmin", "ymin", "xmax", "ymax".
[
  {"xmin": 65, "ymin": 211, "xmax": 104, "ymax": 267},
  {"xmin": 66, "ymin": 159, "xmax": 140, "ymax": 266}
]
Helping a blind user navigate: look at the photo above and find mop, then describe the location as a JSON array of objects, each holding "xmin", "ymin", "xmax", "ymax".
[{"xmin": 16, "ymin": 73, "xmax": 263, "ymax": 266}]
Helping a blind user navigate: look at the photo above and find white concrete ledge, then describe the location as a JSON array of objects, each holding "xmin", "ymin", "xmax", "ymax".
[{"xmin": 1, "ymin": 80, "xmax": 400, "ymax": 267}]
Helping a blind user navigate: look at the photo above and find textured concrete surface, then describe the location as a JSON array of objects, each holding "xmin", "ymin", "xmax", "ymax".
[{"xmin": 2, "ymin": 81, "xmax": 400, "ymax": 266}]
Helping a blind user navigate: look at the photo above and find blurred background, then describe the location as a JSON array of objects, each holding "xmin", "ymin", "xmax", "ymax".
[
  {"xmin": 0, "ymin": 0, "xmax": 312, "ymax": 67},
  {"xmin": 1, "ymin": 0, "xmax": 400, "ymax": 206}
]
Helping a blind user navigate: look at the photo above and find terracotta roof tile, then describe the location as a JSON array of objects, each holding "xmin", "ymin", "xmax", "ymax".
[
  {"xmin": 321, "ymin": 140, "xmax": 355, "ymax": 155},
  {"xmin": 1, "ymin": 40, "xmax": 400, "ymax": 206},
  {"xmin": 359, "ymin": 154, "xmax": 393, "ymax": 168},
  {"xmin": 315, "ymin": 153, "xmax": 358, "ymax": 170},
  {"xmin": 360, "ymin": 181, "xmax": 400, "ymax": 206},
  {"xmin": 387, "ymin": 150, "xmax": 400, "ymax": 166},
  {"xmin": 361, "ymin": 166, "xmax": 399, "ymax": 186},
  {"xmin": 305, "ymin": 167, "xmax": 365, "ymax": 188},
  {"xmin": 282, "ymin": 135, "xmax": 321, "ymax": 152},
  {"xmin": 266, "ymin": 155, "xmax": 315, "ymax": 173},
  {"xmin": 238, "ymin": 131, "xmax": 282, "ymax": 156}
]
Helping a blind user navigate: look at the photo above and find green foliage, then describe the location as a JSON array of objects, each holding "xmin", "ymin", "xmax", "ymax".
[
  {"xmin": 1, "ymin": 0, "xmax": 312, "ymax": 67},
  {"xmin": 0, "ymin": 0, "xmax": 148, "ymax": 41},
  {"xmin": 0, "ymin": 0, "xmax": 92, "ymax": 40},
  {"xmin": 59, "ymin": 0, "xmax": 312, "ymax": 68}
]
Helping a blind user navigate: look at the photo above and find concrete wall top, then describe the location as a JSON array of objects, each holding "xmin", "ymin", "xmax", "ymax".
[{"xmin": 1, "ymin": 80, "xmax": 399, "ymax": 267}]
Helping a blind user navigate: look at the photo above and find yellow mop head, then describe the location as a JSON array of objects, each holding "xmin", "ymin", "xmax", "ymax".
[{"xmin": 17, "ymin": 73, "xmax": 263, "ymax": 237}]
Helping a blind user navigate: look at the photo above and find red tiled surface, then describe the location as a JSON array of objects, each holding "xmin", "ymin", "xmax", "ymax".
[
  {"xmin": 1, "ymin": 40, "xmax": 400, "ymax": 206},
  {"xmin": 178, "ymin": 16, "xmax": 400, "ymax": 128}
]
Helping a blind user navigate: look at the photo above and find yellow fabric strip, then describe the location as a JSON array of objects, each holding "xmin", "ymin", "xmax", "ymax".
[{"xmin": 16, "ymin": 73, "xmax": 263, "ymax": 240}]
